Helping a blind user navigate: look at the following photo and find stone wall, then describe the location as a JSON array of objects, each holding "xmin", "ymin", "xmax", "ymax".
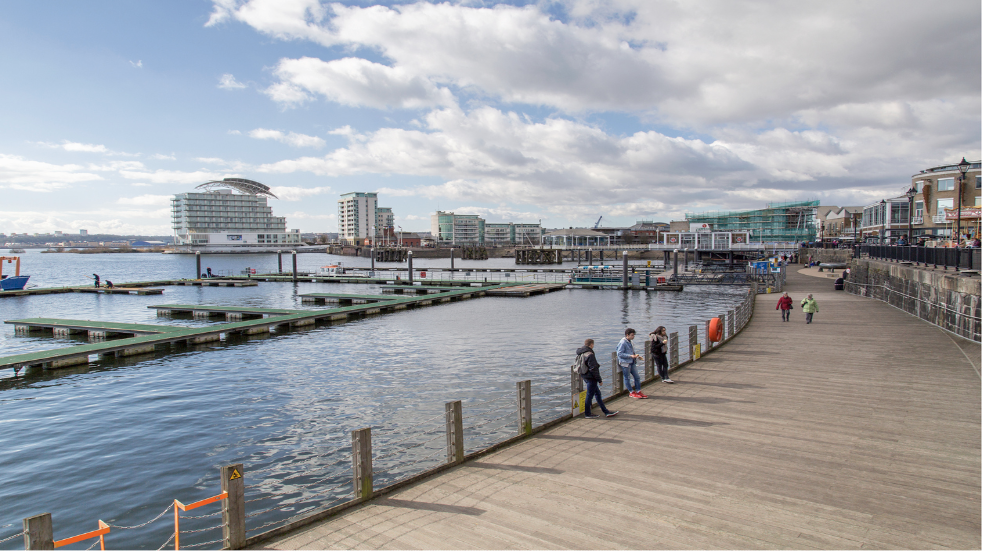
[
  {"xmin": 846, "ymin": 259, "xmax": 981, "ymax": 342},
  {"xmin": 799, "ymin": 248, "xmax": 853, "ymax": 264}
]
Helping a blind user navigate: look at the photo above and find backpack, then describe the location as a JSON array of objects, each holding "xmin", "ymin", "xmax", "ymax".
[{"xmin": 573, "ymin": 351, "xmax": 592, "ymax": 375}]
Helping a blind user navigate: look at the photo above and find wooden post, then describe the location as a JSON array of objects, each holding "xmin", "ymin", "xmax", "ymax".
[
  {"xmin": 669, "ymin": 332, "xmax": 679, "ymax": 368},
  {"xmin": 220, "ymin": 463, "xmax": 245, "ymax": 550},
  {"xmin": 450, "ymin": 248, "xmax": 455, "ymax": 271},
  {"xmin": 622, "ymin": 251, "xmax": 629, "ymax": 289},
  {"xmin": 291, "ymin": 250, "xmax": 298, "ymax": 282},
  {"xmin": 445, "ymin": 401, "xmax": 464, "ymax": 465},
  {"xmin": 673, "ymin": 249, "xmax": 679, "ymax": 277},
  {"xmin": 23, "ymin": 513, "xmax": 53, "ymax": 550},
  {"xmin": 517, "ymin": 380, "xmax": 532, "ymax": 435},
  {"xmin": 705, "ymin": 319, "xmax": 713, "ymax": 350},
  {"xmin": 570, "ymin": 365, "xmax": 584, "ymax": 416},
  {"xmin": 407, "ymin": 251, "xmax": 414, "ymax": 284},
  {"xmin": 351, "ymin": 428, "xmax": 373, "ymax": 500},
  {"xmin": 611, "ymin": 351, "xmax": 623, "ymax": 394},
  {"xmin": 727, "ymin": 309, "xmax": 735, "ymax": 339},
  {"xmin": 688, "ymin": 325, "xmax": 698, "ymax": 361},
  {"xmin": 643, "ymin": 340, "xmax": 654, "ymax": 381},
  {"xmin": 718, "ymin": 314, "xmax": 726, "ymax": 342},
  {"xmin": 195, "ymin": 251, "xmax": 201, "ymax": 279}
]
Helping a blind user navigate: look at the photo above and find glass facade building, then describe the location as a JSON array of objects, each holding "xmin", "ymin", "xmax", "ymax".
[{"xmin": 171, "ymin": 189, "xmax": 299, "ymax": 248}]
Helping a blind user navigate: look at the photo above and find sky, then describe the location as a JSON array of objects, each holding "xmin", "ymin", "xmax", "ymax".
[{"xmin": 1, "ymin": 0, "xmax": 979, "ymax": 235}]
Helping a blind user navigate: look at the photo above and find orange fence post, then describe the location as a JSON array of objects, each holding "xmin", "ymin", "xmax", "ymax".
[
  {"xmin": 52, "ymin": 521, "xmax": 110, "ymax": 549},
  {"xmin": 174, "ymin": 492, "xmax": 228, "ymax": 550}
]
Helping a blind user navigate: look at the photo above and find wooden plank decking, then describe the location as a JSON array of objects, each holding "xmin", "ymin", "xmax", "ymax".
[{"xmin": 257, "ymin": 269, "xmax": 981, "ymax": 550}]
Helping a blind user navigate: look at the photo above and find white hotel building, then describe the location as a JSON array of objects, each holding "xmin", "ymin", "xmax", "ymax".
[{"xmin": 171, "ymin": 178, "xmax": 301, "ymax": 250}]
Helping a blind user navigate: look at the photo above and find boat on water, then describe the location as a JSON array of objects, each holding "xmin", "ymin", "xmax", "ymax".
[
  {"xmin": 0, "ymin": 256, "xmax": 30, "ymax": 291},
  {"xmin": 7, "ymin": 248, "xmax": 26, "ymax": 253},
  {"xmin": 316, "ymin": 263, "xmax": 368, "ymax": 277}
]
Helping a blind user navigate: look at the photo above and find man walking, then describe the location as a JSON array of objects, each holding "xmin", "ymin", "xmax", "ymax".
[
  {"xmin": 801, "ymin": 294, "xmax": 819, "ymax": 324},
  {"xmin": 617, "ymin": 328, "xmax": 646, "ymax": 398},
  {"xmin": 576, "ymin": 339, "xmax": 617, "ymax": 419}
]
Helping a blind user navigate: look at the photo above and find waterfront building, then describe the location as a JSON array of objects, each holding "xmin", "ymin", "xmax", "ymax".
[
  {"xmin": 686, "ymin": 200, "xmax": 819, "ymax": 243},
  {"xmin": 484, "ymin": 223, "xmax": 543, "ymax": 245},
  {"xmin": 906, "ymin": 160, "xmax": 981, "ymax": 240},
  {"xmin": 660, "ymin": 230, "xmax": 752, "ymax": 249},
  {"xmin": 542, "ymin": 228, "xmax": 610, "ymax": 247},
  {"xmin": 338, "ymin": 192, "xmax": 377, "ymax": 245},
  {"xmin": 171, "ymin": 178, "xmax": 301, "ymax": 250},
  {"xmin": 431, "ymin": 211, "xmax": 485, "ymax": 244},
  {"xmin": 821, "ymin": 207, "xmax": 863, "ymax": 241},
  {"xmin": 79, "ymin": 229, "xmax": 88, "ymax": 235},
  {"xmin": 376, "ymin": 207, "xmax": 394, "ymax": 238}
]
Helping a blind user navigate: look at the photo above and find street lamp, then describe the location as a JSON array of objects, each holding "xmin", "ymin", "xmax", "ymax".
[
  {"xmin": 879, "ymin": 199, "xmax": 886, "ymax": 244},
  {"xmin": 905, "ymin": 184, "xmax": 917, "ymax": 245},
  {"xmin": 957, "ymin": 157, "xmax": 970, "ymax": 245}
]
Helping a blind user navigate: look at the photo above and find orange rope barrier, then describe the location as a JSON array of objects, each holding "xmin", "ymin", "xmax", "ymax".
[
  {"xmin": 173, "ymin": 492, "xmax": 227, "ymax": 550},
  {"xmin": 54, "ymin": 520, "xmax": 109, "ymax": 550}
]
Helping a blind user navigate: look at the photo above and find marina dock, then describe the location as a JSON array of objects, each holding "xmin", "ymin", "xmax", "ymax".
[
  {"xmin": 483, "ymin": 283, "xmax": 567, "ymax": 297},
  {"xmin": 256, "ymin": 269, "xmax": 981, "ymax": 550}
]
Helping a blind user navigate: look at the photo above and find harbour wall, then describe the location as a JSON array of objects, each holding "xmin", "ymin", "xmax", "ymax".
[
  {"xmin": 846, "ymin": 258, "xmax": 981, "ymax": 342},
  {"xmin": 799, "ymin": 248, "xmax": 853, "ymax": 264}
]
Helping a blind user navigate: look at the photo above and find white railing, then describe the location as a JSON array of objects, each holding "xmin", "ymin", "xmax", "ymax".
[
  {"xmin": 911, "ymin": 215, "xmax": 923, "ymax": 224},
  {"xmin": 932, "ymin": 214, "xmax": 949, "ymax": 224}
]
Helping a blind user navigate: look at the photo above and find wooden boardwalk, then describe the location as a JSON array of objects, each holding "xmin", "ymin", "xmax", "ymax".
[{"xmin": 258, "ymin": 269, "xmax": 981, "ymax": 550}]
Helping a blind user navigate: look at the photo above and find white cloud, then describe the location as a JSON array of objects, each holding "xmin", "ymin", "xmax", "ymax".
[
  {"xmin": 130, "ymin": 60, "xmax": 143, "ymax": 69},
  {"xmin": 268, "ymin": 185, "xmax": 332, "ymax": 201},
  {"xmin": 119, "ymin": 169, "xmax": 224, "ymax": 184},
  {"xmin": 267, "ymin": 57, "xmax": 455, "ymax": 109},
  {"xmin": 150, "ymin": 153, "xmax": 176, "ymax": 160},
  {"xmin": 195, "ymin": 157, "xmax": 228, "ymax": 164},
  {"xmin": 88, "ymin": 161, "xmax": 146, "ymax": 171},
  {"xmin": 37, "ymin": 140, "xmax": 139, "ymax": 156},
  {"xmin": 116, "ymin": 194, "xmax": 172, "ymax": 206},
  {"xmin": 218, "ymin": 73, "xmax": 248, "ymax": 89},
  {"xmin": 131, "ymin": 183, "xmax": 152, "ymax": 187},
  {"xmin": 248, "ymin": 128, "xmax": 325, "ymax": 148},
  {"xmin": 0, "ymin": 154, "xmax": 103, "ymax": 192}
]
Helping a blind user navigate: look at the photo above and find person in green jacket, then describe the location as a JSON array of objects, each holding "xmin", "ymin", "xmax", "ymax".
[{"xmin": 801, "ymin": 294, "xmax": 819, "ymax": 324}]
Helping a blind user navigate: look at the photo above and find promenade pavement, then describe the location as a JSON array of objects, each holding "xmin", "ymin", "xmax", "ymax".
[{"xmin": 259, "ymin": 269, "xmax": 981, "ymax": 549}]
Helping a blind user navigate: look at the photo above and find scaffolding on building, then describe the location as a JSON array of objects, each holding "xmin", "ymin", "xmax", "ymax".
[{"xmin": 685, "ymin": 200, "xmax": 819, "ymax": 243}]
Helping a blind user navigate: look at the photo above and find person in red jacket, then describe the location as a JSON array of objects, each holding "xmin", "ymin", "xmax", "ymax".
[{"xmin": 776, "ymin": 292, "xmax": 793, "ymax": 322}]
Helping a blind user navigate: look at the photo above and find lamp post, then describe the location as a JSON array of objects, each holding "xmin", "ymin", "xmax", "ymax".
[
  {"xmin": 957, "ymin": 157, "xmax": 970, "ymax": 245},
  {"xmin": 906, "ymin": 184, "xmax": 917, "ymax": 245},
  {"xmin": 880, "ymin": 199, "xmax": 887, "ymax": 245}
]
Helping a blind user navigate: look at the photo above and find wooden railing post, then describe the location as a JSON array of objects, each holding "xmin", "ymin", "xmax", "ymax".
[
  {"xmin": 570, "ymin": 366, "xmax": 584, "ymax": 416},
  {"xmin": 611, "ymin": 351, "xmax": 623, "ymax": 394},
  {"xmin": 705, "ymin": 319, "xmax": 713, "ymax": 350},
  {"xmin": 351, "ymin": 428, "xmax": 373, "ymax": 501},
  {"xmin": 643, "ymin": 340, "xmax": 654, "ymax": 381},
  {"xmin": 445, "ymin": 401, "xmax": 464, "ymax": 464},
  {"xmin": 220, "ymin": 463, "xmax": 245, "ymax": 550},
  {"xmin": 23, "ymin": 513, "xmax": 53, "ymax": 550},
  {"xmin": 727, "ymin": 309, "xmax": 735, "ymax": 338},
  {"xmin": 516, "ymin": 381, "xmax": 532, "ymax": 435},
  {"xmin": 688, "ymin": 325, "xmax": 698, "ymax": 361},
  {"xmin": 669, "ymin": 332, "xmax": 679, "ymax": 369}
]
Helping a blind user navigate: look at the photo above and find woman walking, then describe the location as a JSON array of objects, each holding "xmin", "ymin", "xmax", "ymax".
[
  {"xmin": 776, "ymin": 292, "xmax": 793, "ymax": 322},
  {"xmin": 649, "ymin": 327, "xmax": 673, "ymax": 383},
  {"xmin": 801, "ymin": 294, "xmax": 819, "ymax": 324}
]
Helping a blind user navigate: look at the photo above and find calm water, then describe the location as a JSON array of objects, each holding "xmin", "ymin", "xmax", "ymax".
[{"xmin": 0, "ymin": 251, "xmax": 745, "ymax": 549}]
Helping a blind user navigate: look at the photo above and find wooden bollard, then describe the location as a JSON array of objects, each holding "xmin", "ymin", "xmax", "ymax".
[
  {"xmin": 688, "ymin": 325, "xmax": 698, "ymax": 361},
  {"xmin": 220, "ymin": 463, "xmax": 245, "ymax": 550},
  {"xmin": 351, "ymin": 428, "xmax": 373, "ymax": 500},
  {"xmin": 516, "ymin": 381, "xmax": 532, "ymax": 435},
  {"xmin": 570, "ymin": 366, "xmax": 583, "ymax": 416},
  {"xmin": 277, "ymin": 250, "xmax": 283, "ymax": 273},
  {"xmin": 23, "ymin": 513, "xmax": 53, "ymax": 550},
  {"xmin": 291, "ymin": 250, "xmax": 298, "ymax": 282},
  {"xmin": 611, "ymin": 352, "xmax": 623, "ymax": 394},
  {"xmin": 445, "ymin": 401, "xmax": 464, "ymax": 465},
  {"xmin": 643, "ymin": 340, "xmax": 654, "ymax": 382},
  {"xmin": 669, "ymin": 332, "xmax": 679, "ymax": 369}
]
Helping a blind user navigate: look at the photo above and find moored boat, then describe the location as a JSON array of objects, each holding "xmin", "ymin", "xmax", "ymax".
[{"xmin": 0, "ymin": 256, "xmax": 30, "ymax": 290}]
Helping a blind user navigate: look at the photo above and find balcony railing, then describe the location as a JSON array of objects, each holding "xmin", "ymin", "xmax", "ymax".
[
  {"xmin": 932, "ymin": 214, "xmax": 949, "ymax": 224},
  {"xmin": 911, "ymin": 215, "xmax": 923, "ymax": 224}
]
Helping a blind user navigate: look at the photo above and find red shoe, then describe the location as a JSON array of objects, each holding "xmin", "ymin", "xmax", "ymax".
[
  {"xmin": 637, "ymin": 391, "xmax": 648, "ymax": 399},
  {"xmin": 629, "ymin": 391, "xmax": 641, "ymax": 399}
]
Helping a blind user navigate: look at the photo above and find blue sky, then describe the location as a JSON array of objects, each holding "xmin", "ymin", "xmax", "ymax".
[{"xmin": 1, "ymin": 0, "xmax": 979, "ymax": 235}]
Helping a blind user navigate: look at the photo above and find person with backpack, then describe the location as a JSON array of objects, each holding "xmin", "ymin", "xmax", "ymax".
[
  {"xmin": 649, "ymin": 326, "xmax": 672, "ymax": 383},
  {"xmin": 617, "ymin": 328, "xmax": 646, "ymax": 399},
  {"xmin": 575, "ymin": 339, "xmax": 618, "ymax": 419},
  {"xmin": 801, "ymin": 294, "xmax": 819, "ymax": 324},
  {"xmin": 776, "ymin": 292, "xmax": 793, "ymax": 322}
]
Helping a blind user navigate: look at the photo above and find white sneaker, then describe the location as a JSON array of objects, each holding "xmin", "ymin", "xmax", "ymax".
[{"xmin": 663, "ymin": 378, "xmax": 674, "ymax": 383}]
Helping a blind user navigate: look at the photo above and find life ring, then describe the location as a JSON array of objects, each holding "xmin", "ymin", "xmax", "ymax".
[{"xmin": 708, "ymin": 317, "xmax": 723, "ymax": 342}]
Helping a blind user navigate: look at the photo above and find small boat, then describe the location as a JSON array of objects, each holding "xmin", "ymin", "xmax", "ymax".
[
  {"xmin": 0, "ymin": 256, "xmax": 30, "ymax": 291},
  {"xmin": 8, "ymin": 248, "xmax": 26, "ymax": 253},
  {"xmin": 316, "ymin": 264, "xmax": 368, "ymax": 277}
]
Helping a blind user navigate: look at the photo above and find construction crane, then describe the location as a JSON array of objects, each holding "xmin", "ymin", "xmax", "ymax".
[{"xmin": 593, "ymin": 216, "xmax": 602, "ymax": 229}]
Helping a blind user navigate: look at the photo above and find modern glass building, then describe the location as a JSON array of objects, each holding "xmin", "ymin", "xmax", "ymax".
[
  {"xmin": 685, "ymin": 200, "xmax": 819, "ymax": 243},
  {"xmin": 171, "ymin": 178, "xmax": 300, "ymax": 249},
  {"xmin": 431, "ymin": 211, "xmax": 485, "ymax": 244}
]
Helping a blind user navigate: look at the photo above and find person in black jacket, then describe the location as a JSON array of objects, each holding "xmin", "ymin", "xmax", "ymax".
[{"xmin": 577, "ymin": 339, "xmax": 618, "ymax": 419}]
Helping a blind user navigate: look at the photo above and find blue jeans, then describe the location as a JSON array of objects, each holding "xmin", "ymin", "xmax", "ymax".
[
  {"xmin": 621, "ymin": 363, "xmax": 640, "ymax": 392},
  {"xmin": 583, "ymin": 379, "xmax": 609, "ymax": 416}
]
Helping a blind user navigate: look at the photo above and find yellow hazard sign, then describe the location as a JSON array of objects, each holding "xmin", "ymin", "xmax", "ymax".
[{"xmin": 229, "ymin": 468, "xmax": 242, "ymax": 480}]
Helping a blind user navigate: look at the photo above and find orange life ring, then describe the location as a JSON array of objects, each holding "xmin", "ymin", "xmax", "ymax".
[{"xmin": 708, "ymin": 317, "xmax": 723, "ymax": 342}]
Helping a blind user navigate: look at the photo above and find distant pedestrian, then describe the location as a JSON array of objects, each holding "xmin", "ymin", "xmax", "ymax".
[
  {"xmin": 617, "ymin": 328, "xmax": 646, "ymax": 398},
  {"xmin": 105, "ymin": 280, "xmax": 114, "ymax": 289},
  {"xmin": 575, "ymin": 339, "xmax": 618, "ymax": 419},
  {"xmin": 776, "ymin": 292, "xmax": 793, "ymax": 322},
  {"xmin": 92, "ymin": 273, "xmax": 100, "ymax": 288},
  {"xmin": 206, "ymin": 267, "xmax": 213, "ymax": 278},
  {"xmin": 801, "ymin": 294, "xmax": 819, "ymax": 324},
  {"xmin": 649, "ymin": 326, "xmax": 672, "ymax": 383}
]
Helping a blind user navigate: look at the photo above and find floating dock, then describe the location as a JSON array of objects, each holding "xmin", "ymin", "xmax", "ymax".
[
  {"xmin": 484, "ymin": 283, "xmax": 568, "ymax": 297},
  {"xmin": 298, "ymin": 293, "xmax": 400, "ymax": 305},
  {"xmin": 6, "ymin": 318, "xmax": 184, "ymax": 340}
]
